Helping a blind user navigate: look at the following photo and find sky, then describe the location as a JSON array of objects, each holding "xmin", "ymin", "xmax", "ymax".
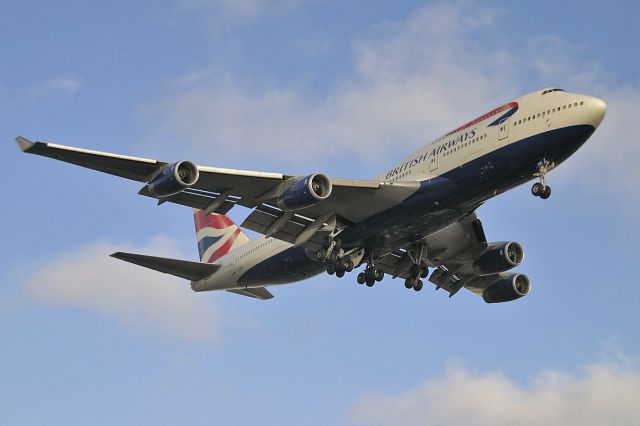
[{"xmin": 2, "ymin": 0, "xmax": 640, "ymax": 424}]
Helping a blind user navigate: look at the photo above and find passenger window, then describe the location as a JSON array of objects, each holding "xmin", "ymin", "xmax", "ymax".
[
  {"xmin": 563, "ymin": 105, "xmax": 566, "ymax": 110},
  {"xmin": 574, "ymin": 103, "xmax": 578, "ymax": 107},
  {"xmin": 552, "ymin": 108, "xmax": 555, "ymax": 113},
  {"xmin": 547, "ymin": 110, "xmax": 550, "ymax": 114},
  {"xmin": 580, "ymin": 101, "xmax": 584, "ymax": 106},
  {"xmin": 542, "ymin": 111, "xmax": 545, "ymax": 117},
  {"xmin": 568, "ymin": 104, "xmax": 572, "ymax": 108}
]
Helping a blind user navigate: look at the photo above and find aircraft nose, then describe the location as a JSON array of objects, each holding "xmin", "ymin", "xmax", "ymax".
[{"xmin": 587, "ymin": 96, "xmax": 607, "ymax": 128}]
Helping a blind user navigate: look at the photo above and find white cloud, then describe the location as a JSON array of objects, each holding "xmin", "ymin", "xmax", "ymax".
[
  {"xmin": 151, "ymin": 3, "xmax": 515, "ymax": 169},
  {"xmin": 348, "ymin": 359, "xmax": 640, "ymax": 426},
  {"xmin": 173, "ymin": 0, "xmax": 308, "ymax": 23},
  {"xmin": 31, "ymin": 75, "xmax": 82, "ymax": 99},
  {"xmin": 25, "ymin": 236, "xmax": 222, "ymax": 343}
]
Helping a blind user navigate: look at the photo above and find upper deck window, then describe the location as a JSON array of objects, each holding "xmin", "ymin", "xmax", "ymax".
[{"xmin": 542, "ymin": 88, "xmax": 566, "ymax": 95}]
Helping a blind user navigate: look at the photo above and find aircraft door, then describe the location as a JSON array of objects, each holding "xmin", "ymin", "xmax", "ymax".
[
  {"xmin": 428, "ymin": 152, "xmax": 438, "ymax": 173},
  {"xmin": 498, "ymin": 118, "xmax": 509, "ymax": 146}
]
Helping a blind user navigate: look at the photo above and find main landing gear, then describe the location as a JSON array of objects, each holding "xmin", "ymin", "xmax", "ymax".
[
  {"xmin": 317, "ymin": 236, "xmax": 355, "ymax": 279},
  {"xmin": 356, "ymin": 265, "xmax": 384, "ymax": 287},
  {"xmin": 403, "ymin": 263, "xmax": 429, "ymax": 292},
  {"xmin": 531, "ymin": 160, "xmax": 552, "ymax": 200}
]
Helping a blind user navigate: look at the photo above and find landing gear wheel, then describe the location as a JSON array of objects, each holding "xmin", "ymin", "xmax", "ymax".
[
  {"xmin": 336, "ymin": 270, "xmax": 345, "ymax": 278},
  {"xmin": 404, "ymin": 278, "xmax": 414, "ymax": 289},
  {"xmin": 420, "ymin": 267, "xmax": 429, "ymax": 279},
  {"xmin": 337, "ymin": 258, "xmax": 351, "ymax": 271},
  {"xmin": 345, "ymin": 260, "xmax": 354, "ymax": 272},
  {"xmin": 365, "ymin": 268, "xmax": 375, "ymax": 282},
  {"xmin": 334, "ymin": 239, "xmax": 343, "ymax": 250},
  {"xmin": 357, "ymin": 272, "xmax": 366, "ymax": 285},
  {"xmin": 326, "ymin": 264, "xmax": 336, "ymax": 275},
  {"xmin": 365, "ymin": 278, "xmax": 375, "ymax": 287},
  {"xmin": 375, "ymin": 270, "xmax": 384, "ymax": 282},
  {"xmin": 540, "ymin": 185, "xmax": 551, "ymax": 199},
  {"xmin": 316, "ymin": 249, "xmax": 326, "ymax": 262},
  {"xmin": 413, "ymin": 280, "xmax": 424, "ymax": 291},
  {"xmin": 531, "ymin": 182, "xmax": 544, "ymax": 197}
]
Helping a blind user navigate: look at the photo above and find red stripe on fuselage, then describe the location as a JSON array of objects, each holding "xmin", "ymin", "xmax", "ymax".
[
  {"xmin": 206, "ymin": 228, "xmax": 241, "ymax": 263},
  {"xmin": 444, "ymin": 102, "xmax": 518, "ymax": 137}
]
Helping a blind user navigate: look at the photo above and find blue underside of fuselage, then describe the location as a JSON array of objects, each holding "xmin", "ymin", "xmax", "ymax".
[{"xmin": 238, "ymin": 124, "xmax": 595, "ymax": 287}]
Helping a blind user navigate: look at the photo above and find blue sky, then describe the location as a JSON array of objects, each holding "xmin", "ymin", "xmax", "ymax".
[{"xmin": 2, "ymin": 1, "xmax": 640, "ymax": 424}]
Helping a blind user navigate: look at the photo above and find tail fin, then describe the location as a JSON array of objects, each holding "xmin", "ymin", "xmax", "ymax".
[{"xmin": 194, "ymin": 209, "xmax": 251, "ymax": 263}]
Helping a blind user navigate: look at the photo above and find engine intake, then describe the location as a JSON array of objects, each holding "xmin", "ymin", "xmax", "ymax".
[
  {"xmin": 482, "ymin": 273, "xmax": 531, "ymax": 303},
  {"xmin": 473, "ymin": 241, "xmax": 524, "ymax": 275},
  {"xmin": 148, "ymin": 161, "xmax": 199, "ymax": 197},
  {"xmin": 277, "ymin": 173, "xmax": 332, "ymax": 211}
]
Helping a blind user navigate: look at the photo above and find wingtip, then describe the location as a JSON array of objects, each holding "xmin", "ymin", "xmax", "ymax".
[{"xmin": 15, "ymin": 136, "xmax": 34, "ymax": 152}]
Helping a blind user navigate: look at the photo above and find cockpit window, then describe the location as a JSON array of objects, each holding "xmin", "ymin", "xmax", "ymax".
[{"xmin": 542, "ymin": 88, "xmax": 565, "ymax": 95}]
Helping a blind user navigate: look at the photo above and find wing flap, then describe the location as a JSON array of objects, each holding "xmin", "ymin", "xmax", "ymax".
[
  {"xmin": 111, "ymin": 252, "xmax": 220, "ymax": 281},
  {"xmin": 138, "ymin": 185, "xmax": 236, "ymax": 213},
  {"xmin": 227, "ymin": 287, "xmax": 274, "ymax": 300}
]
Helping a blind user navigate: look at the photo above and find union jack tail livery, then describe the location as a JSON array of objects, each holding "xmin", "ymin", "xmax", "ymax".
[{"xmin": 193, "ymin": 210, "xmax": 251, "ymax": 263}]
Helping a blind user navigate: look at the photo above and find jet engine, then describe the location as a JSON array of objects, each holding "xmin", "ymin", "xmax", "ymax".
[
  {"xmin": 481, "ymin": 273, "xmax": 531, "ymax": 303},
  {"xmin": 147, "ymin": 161, "xmax": 199, "ymax": 197},
  {"xmin": 277, "ymin": 173, "xmax": 332, "ymax": 211},
  {"xmin": 473, "ymin": 241, "xmax": 524, "ymax": 275}
]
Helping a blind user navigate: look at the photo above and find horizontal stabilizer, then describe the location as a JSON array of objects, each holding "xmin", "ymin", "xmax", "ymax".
[
  {"xmin": 227, "ymin": 287, "xmax": 274, "ymax": 300},
  {"xmin": 111, "ymin": 252, "xmax": 220, "ymax": 281}
]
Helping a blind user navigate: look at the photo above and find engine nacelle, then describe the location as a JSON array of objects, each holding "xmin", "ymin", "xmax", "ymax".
[
  {"xmin": 277, "ymin": 173, "xmax": 332, "ymax": 211},
  {"xmin": 481, "ymin": 273, "xmax": 531, "ymax": 303},
  {"xmin": 148, "ymin": 161, "xmax": 199, "ymax": 197},
  {"xmin": 473, "ymin": 241, "xmax": 524, "ymax": 276}
]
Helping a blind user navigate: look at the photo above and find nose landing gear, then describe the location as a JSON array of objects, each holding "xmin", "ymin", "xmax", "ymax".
[{"xmin": 531, "ymin": 160, "xmax": 553, "ymax": 199}]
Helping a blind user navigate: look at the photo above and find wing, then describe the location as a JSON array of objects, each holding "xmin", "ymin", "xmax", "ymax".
[{"xmin": 16, "ymin": 137, "xmax": 419, "ymax": 245}]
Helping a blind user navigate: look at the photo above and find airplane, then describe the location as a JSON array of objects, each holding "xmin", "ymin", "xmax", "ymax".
[{"xmin": 15, "ymin": 87, "xmax": 606, "ymax": 301}]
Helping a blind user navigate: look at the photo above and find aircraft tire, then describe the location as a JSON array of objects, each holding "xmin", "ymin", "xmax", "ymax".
[
  {"xmin": 375, "ymin": 270, "xmax": 384, "ymax": 282},
  {"xmin": 327, "ymin": 264, "xmax": 336, "ymax": 275},
  {"xmin": 336, "ymin": 270, "xmax": 345, "ymax": 278},
  {"xmin": 413, "ymin": 280, "xmax": 424, "ymax": 291},
  {"xmin": 357, "ymin": 272, "xmax": 366, "ymax": 284},
  {"xmin": 404, "ymin": 278, "xmax": 414, "ymax": 289},
  {"xmin": 345, "ymin": 260, "xmax": 354, "ymax": 272},
  {"xmin": 420, "ymin": 267, "xmax": 429, "ymax": 279},
  {"xmin": 531, "ymin": 182, "xmax": 544, "ymax": 197},
  {"xmin": 540, "ymin": 185, "xmax": 551, "ymax": 199}
]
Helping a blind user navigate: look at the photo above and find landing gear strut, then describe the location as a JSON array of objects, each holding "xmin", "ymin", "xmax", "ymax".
[{"xmin": 531, "ymin": 160, "xmax": 552, "ymax": 199}]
